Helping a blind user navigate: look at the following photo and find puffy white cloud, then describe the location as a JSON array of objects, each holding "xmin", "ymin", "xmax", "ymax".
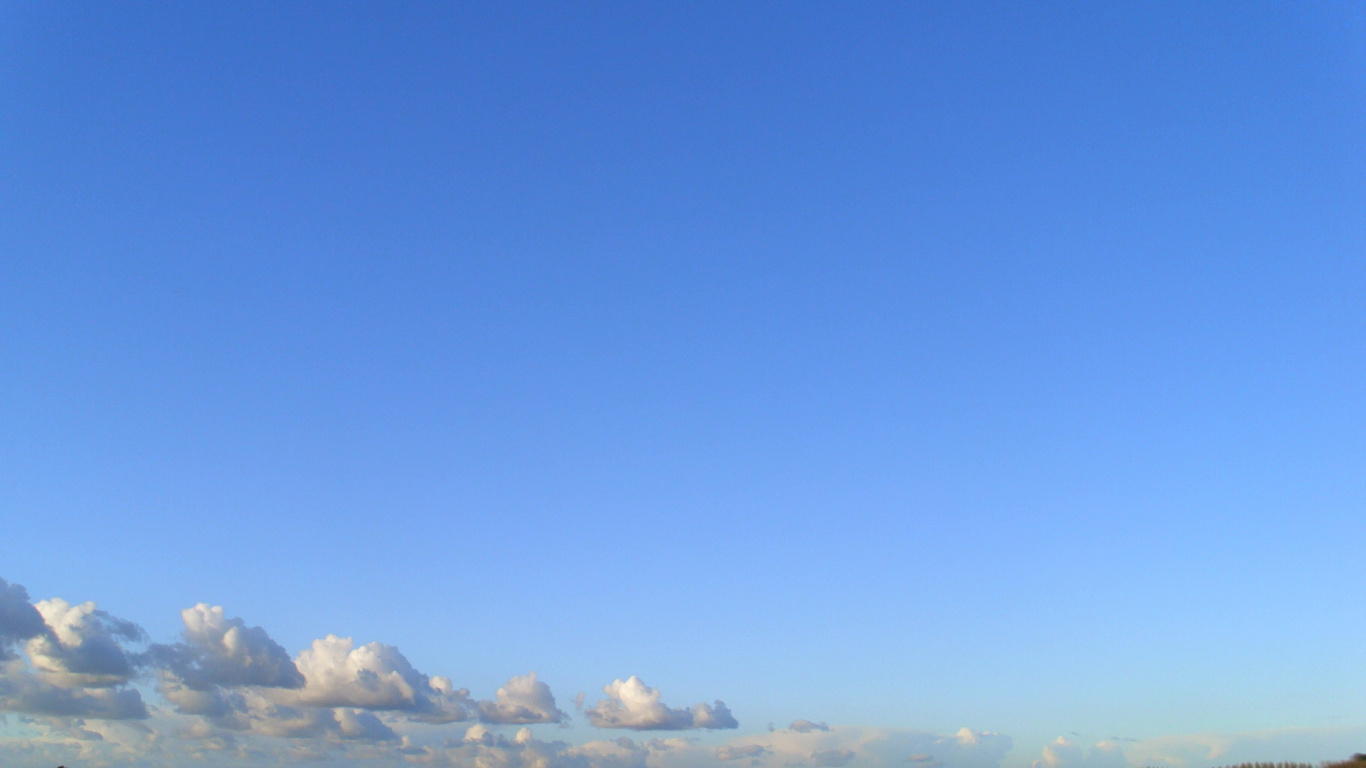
[
  {"xmin": 477, "ymin": 671, "xmax": 566, "ymax": 724},
  {"xmin": 149, "ymin": 604, "xmax": 304, "ymax": 690},
  {"xmin": 25, "ymin": 598, "xmax": 144, "ymax": 688},
  {"xmin": 281, "ymin": 634, "xmax": 472, "ymax": 723},
  {"xmin": 585, "ymin": 676, "xmax": 737, "ymax": 731},
  {"xmin": 0, "ymin": 582, "xmax": 149, "ymax": 723}
]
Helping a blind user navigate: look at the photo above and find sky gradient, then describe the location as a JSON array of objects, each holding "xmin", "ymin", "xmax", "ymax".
[{"xmin": 2, "ymin": 3, "xmax": 1365, "ymax": 768}]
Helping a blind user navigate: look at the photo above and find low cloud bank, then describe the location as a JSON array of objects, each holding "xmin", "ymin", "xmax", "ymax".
[
  {"xmin": 0, "ymin": 575, "xmax": 738, "ymax": 766},
  {"xmin": 5, "ymin": 575, "xmax": 1363, "ymax": 768}
]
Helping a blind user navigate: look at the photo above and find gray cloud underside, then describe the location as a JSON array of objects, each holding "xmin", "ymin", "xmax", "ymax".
[
  {"xmin": 0, "ymin": 579, "xmax": 47, "ymax": 656},
  {"xmin": 0, "ymin": 660, "xmax": 148, "ymax": 719}
]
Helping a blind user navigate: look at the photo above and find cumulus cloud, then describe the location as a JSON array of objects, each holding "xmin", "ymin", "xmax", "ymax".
[
  {"xmin": 477, "ymin": 671, "xmax": 566, "ymax": 724},
  {"xmin": 586, "ymin": 676, "xmax": 738, "ymax": 731},
  {"xmin": 791, "ymin": 719, "xmax": 831, "ymax": 733},
  {"xmin": 149, "ymin": 604, "xmax": 304, "ymax": 690},
  {"xmin": 280, "ymin": 634, "xmax": 472, "ymax": 723},
  {"xmin": 0, "ymin": 582, "xmax": 150, "ymax": 723},
  {"xmin": 146, "ymin": 606, "xmax": 470, "ymax": 739},
  {"xmin": 4, "ymin": 574, "xmax": 779, "ymax": 765},
  {"xmin": 25, "ymin": 598, "xmax": 144, "ymax": 688}
]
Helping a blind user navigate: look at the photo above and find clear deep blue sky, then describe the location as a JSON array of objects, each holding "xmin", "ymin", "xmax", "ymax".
[{"xmin": 2, "ymin": 0, "xmax": 1365, "ymax": 760}]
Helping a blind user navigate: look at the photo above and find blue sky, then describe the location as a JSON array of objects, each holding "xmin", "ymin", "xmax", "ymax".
[{"xmin": 2, "ymin": 3, "xmax": 1365, "ymax": 768}]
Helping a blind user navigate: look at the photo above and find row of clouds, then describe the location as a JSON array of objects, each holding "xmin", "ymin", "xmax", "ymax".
[
  {"xmin": 10, "ymin": 712, "xmax": 1365, "ymax": 768},
  {"xmin": 8, "ymin": 577, "xmax": 1361, "ymax": 768},
  {"xmin": 3, "ymin": 715, "xmax": 1019, "ymax": 768},
  {"xmin": 0, "ymin": 576, "xmax": 735, "ymax": 745}
]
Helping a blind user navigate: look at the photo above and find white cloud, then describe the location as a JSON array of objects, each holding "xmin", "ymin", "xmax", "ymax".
[
  {"xmin": 24, "ymin": 598, "xmax": 143, "ymax": 688},
  {"xmin": 791, "ymin": 719, "xmax": 831, "ymax": 733},
  {"xmin": 477, "ymin": 671, "xmax": 566, "ymax": 724},
  {"xmin": 280, "ymin": 634, "xmax": 472, "ymax": 723},
  {"xmin": 586, "ymin": 676, "xmax": 738, "ymax": 731},
  {"xmin": 149, "ymin": 604, "xmax": 304, "ymax": 690},
  {"xmin": 0, "ymin": 584, "xmax": 149, "ymax": 722}
]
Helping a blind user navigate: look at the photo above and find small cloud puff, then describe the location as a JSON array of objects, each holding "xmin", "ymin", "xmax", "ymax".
[
  {"xmin": 477, "ymin": 671, "xmax": 566, "ymax": 724},
  {"xmin": 586, "ymin": 676, "xmax": 738, "ymax": 731},
  {"xmin": 791, "ymin": 719, "xmax": 831, "ymax": 733}
]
